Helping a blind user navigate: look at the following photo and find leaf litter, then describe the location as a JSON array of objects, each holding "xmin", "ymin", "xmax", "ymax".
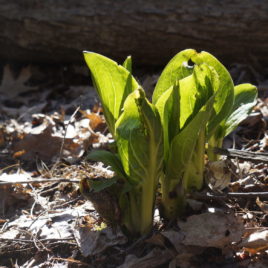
[{"xmin": 0, "ymin": 63, "xmax": 268, "ymax": 267}]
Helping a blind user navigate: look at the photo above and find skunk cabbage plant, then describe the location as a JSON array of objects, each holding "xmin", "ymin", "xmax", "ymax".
[
  {"xmin": 207, "ymin": 83, "xmax": 257, "ymax": 161},
  {"xmin": 84, "ymin": 52, "xmax": 163, "ymax": 236},
  {"xmin": 83, "ymin": 49, "xmax": 257, "ymax": 235}
]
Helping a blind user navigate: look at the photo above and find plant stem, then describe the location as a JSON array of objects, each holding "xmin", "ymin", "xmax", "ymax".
[
  {"xmin": 184, "ymin": 127, "xmax": 206, "ymax": 190},
  {"xmin": 207, "ymin": 135, "xmax": 223, "ymax": 161},
  {"xmin": 160, "ymin": 175, "xmax": 185, "ymax": 220},
  {"xmin": 160, "ymin": 128, "xmax": 206, "ymax": 221}
]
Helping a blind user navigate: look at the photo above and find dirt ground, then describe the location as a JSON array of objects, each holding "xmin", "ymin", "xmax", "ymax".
[{"xmin": 1, "ymin": 61, "xmax": 268, "ymax": 267}]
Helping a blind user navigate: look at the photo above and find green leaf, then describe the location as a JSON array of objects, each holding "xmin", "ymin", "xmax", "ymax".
[
  {"xmin": 207, "ymin": 83, "xmax": 257, "ymax": 161},
  {"xmin": 115, "ymin": 88, "xmax": 163, "ymax": 185},
  {"xmin": 152, "ymin": 49, "xmax": 197, "ymax": 104},
  {"xmin": 155, "ymin": 64, "xmax": 216, "ymax": 163},
  {"xmin": 123, "ymin": 56, "xmax": 132, "ymax": 73},
  {"xmin": 224, "ymin": 83, "xmax": 257, "ymax": 135},
  {"xmin": 88, "ymin": 177, "xmax": 118, "ymax": 193},
  {"xmin": 191, "ymin": 51, "xmax": 234, "ymax": 136},
  {"xmin": 161, "ymin": 96, "xmax": 214, "ymax": 219},
  {"xmin": 178, "ymin": 64, "xmax": 215, "ymax": 129},
  {"xmin": 83, "ymin": 52, "xmax": 139, "ymax": 136},
  {"xmin": 155, "ymin": 84, "xmax": 179, "ymax": 162},
  {"xmin": 166, "ymin": 95, "xmax": 214, "ymax": 189},
  {"xmin": 159, "ymin": 64, "xmax": 219, "ymax": 219},
  {"xmin": 115, "ymin": 87, "xmax": 164, "ymax": 234},
  {"xmin": 87, "ymin": 150, "xmax": 127, "ymax": 179}
]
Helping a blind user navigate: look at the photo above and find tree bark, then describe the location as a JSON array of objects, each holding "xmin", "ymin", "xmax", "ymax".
[{"xmin": 1, "ymin": 0, "xmax": 268, "ymax": 66}]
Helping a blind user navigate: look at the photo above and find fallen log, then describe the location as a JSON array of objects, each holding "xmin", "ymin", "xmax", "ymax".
[{"xmin": 1, "ymin": 0, "xmax": 268, "ymax": 66}]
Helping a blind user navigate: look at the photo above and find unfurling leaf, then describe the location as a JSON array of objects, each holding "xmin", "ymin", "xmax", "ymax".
[
  {"xmin": 123, "ymin": 56, "xmax": 132, "ymax": 73},
  {"xmin": 83, "ymin": 52, "xmax": 139, "ymax": 136}
]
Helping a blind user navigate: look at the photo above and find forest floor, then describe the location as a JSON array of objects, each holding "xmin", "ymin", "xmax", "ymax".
[{"xmin": 1, "ymin": 62, "xmax": 268, "ymax": 267}]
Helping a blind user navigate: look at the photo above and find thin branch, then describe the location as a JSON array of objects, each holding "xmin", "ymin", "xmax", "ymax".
[
  {"xmin": 193, "ymin": 191, "xmax": 268, "ymax": 200},
  {"xmin": 0, "ymin": 178, "xmax": 80, "ymax": 185},
  {"xmin": 0, "ymin": 238, "xmax": 74, "ymax": 243},
  {"xmin": 58, "ymin": 106, "xmax": 80, "ymax": 161},
  {"xmin": 227, "ymin": 192, "xmax": 268, "ymax": 198},
  {"xmin": 214, "ymin": 148, "xmax": 268, "ymax": 163}
]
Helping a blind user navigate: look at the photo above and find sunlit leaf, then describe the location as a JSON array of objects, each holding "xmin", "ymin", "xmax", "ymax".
[
  {"xmin": 88, "ymin": 150, "xmax": 127, "ymax": 179},
  {"xmin": 83, "ymin": 52, "xmax": 139, "ymax": 136},
  {"xmin": 123, "ymin": 56, "xmax": 132, "ymax": 73},
  {"xmin": 224, "ymin": 83, "xmax": 257, "ymax": 135},
  {"xmin": 152, "ymin": 49, "xmax": 196, "ymax": 104}
]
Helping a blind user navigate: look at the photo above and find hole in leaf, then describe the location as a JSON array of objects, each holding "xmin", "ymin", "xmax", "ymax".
[
  {"xmin": 225, "ymin": 229, "xmax": 230, "ymax": 237},
  {"xmin": 188, "ymin": 59, "xmax": 195, "ymax": 67}
]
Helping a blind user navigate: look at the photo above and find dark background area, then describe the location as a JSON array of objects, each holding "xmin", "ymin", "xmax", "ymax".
[{"xmin": 1, "ymin": 0, "xmax": 268, "ymax": 68}]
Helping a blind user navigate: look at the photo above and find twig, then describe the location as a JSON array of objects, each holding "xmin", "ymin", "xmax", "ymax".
[
  {"xmin": 214, "ymin": 148, "xmax": 268, "ymax": 163},
  {"xmin": 58, "ymin": 106, "xmax": 80, "ymax": 161},
  {"xmin": 227, "ymin": 192, "xmax": 268, "ymax": 198},
  {"xmin": 193, "ymin": 191, "xmax": 268, "ymax": 200},
  {"xmin": 0, "ymin": 238, "xmax": 74, "ymax": 243},
  {"xmin": 0, "ymin": 163, "xmax": 20, "ymax": 174},
  {"xmin": 52, "ymin": 197, "xmax": 80, "ymax": 209},
  {"xmin": 51, "ymin": 257, "xmax": 90, "ymax": 266},
  {"xmin": 0, "ymin": 178, "xmax": 80, "ymax": 185}
]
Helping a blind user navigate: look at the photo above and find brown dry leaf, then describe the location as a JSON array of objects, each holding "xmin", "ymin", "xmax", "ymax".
[
  {"xmin": 12, "ymin": 125, "xmax": 64, "ymax": 162},
  {"xmin": 118, "ymin": 248, "xmax": 174, "ymax": 268},
  {"xmin": 0, "ymin": 127, "xmax": 5, "ymax": 147},
  {"xmin": 80, "ymin": 110, "xmax": 106, "ymax": 132},
  {"xmin": 239, "ymin": 112, "xmax": 266, "ymax": 140},
  {"xmin": 73, "ymin": 226, "xmax": 127, "ymax": 257},
  {"xmin": 186, "ymin": 198, "xmax": 204, "ymax": 211},
  {"xmin": 11, "ymin": 115, "xmax": 95, "ymax": 163},
  {"xmin": 0, "ymin": 203, "xmax": 91, "ymax": 247},
  {"xmin": 240, "ymin": 230, "xmax": 268, "ymax": 251},
  {"xmin": 161, "ymin": 230, "xmax": 205, "ymax": 268},
  {"xmin": 13, "ymin": 149, "xmax": 26, "ymax": 158},
  {"xmin": 174, "ymin": 246, "xmax": 205, "ymax": 268},
  {"xmin": 161, "ymin": 230, "xmax": 184, "ymax": 252},
  {"xmin": 145, "ymin": 233, "xmax": 166, "ymax": 247},
  {"xmin": 256, "ymin": 197, "xmax": 268, "ymax": 214},
  {"xmin": 0, "ymin": 65, "xmax": 37, "ymax": 98},
  {"xmin": 260, "ymin": 134, "xmax": 268, "ymax": 151},
  {"xmin": 0, "ymin": 172, "xmax": 32, "ymax": 215},
  {"xmin": 178, "ymin": 211, "xmax": 244, "ymax": 248},
  {"xmin": 206, "ymin": 160, "xmax": 235, "ymax": 191}
]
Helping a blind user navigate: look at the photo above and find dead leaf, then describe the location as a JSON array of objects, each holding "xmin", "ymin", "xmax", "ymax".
[
  {"xmin": 12, "ymin": 150, "xmax": 26, "ymax": 158},
  {"xmin": 11, "ymin": 115, "xmax": 95, "ymax": 163},
  {"xmin": 260, "ymin": 134, "xmax": 268, "ymax": 151},
  {"xmin": 206, "ymin": 160, "xmax": 235, "ymax": 191},
  {"xmin": 161, "ymin": 230, "xmax": 184, "ymax": 252},
  {"xmin": 118, "ymin": 248, "xmax": 174, "ymax": 268},
  {"xmin": 145, "ymin": 233, "xmax": 166, "ymax": 247},
  {"xmin": 240, "ymin": 230, "xmax": 268, "ymax": 250},
  {"xmin": 161, "ymin": 230, "xmax": 205, "ymax": 268},
  {"xmin": 0, "ymin": 65, "xmax": 37, "ymax": 98},
  {"xmin": 186, "ymin": 199, "xmax": 204, "ymax": 211},
  {"xmin": 256, "ymin": 197, "xmax": 268, "ymax": 214},
  {"xmin": 174, "ymin": 246, "xmax": 205, "ymax": 268},
  {"xmin": 178, "ymin": 211, "xmax": 244, "ymax": 248},
  {"xmin": 73, "ymin": 226, "xmax": 127, "ymax": 257},
  {"xmin": 0, "ymin": 127, "xmax": 5, "ymax": 147},
  {"xmin": 0, "ymin": 172, "xmax": 32, "ymax": 215},
  {"xmin": 80, "ymin": 110, "xmax": 106, "ymax": 132},
  {"xmin": 2, "ymin": 204, "xmax": 90, "ymax": 240}
]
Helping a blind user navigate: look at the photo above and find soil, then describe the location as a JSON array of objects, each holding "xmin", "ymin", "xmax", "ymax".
[{"xmin": 0, "ymin": 61, "xmax": 268, "ymax": 267}]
